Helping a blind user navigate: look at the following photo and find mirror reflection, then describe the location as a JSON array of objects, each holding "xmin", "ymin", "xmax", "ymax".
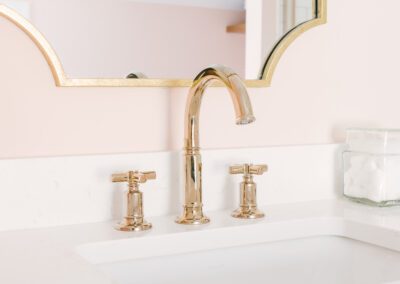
[{"xmin": 1, "ymin": 0, "xmax": 316, "ymax": 80}]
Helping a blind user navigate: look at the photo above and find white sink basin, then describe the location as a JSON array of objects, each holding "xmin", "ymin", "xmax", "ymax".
[
  {"xmin": 85, "ymin": 236, "xmax": 400, "ymax": 284},
  {"xmin": 75, "ymin": 201, "xmax": 400, "ymax": 284}
]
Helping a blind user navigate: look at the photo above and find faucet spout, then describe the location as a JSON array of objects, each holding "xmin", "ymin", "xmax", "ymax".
[
  {"xmin": 176, "ymin": 65, "xmax": 256, "ymax": 225},
  {"xmin": 184, "ymin": 65, "xmax": 255, "ymax": 150}
]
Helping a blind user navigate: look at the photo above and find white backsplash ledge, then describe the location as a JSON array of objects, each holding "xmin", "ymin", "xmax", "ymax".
[{"xmin": 0, "ymin": 144, "xmax": 344, "ymax": 231}]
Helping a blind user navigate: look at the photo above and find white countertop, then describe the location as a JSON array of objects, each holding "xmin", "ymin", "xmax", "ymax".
[{"xmin": 2, "ymin": 199, "xmax": 400, "ymax": 284}]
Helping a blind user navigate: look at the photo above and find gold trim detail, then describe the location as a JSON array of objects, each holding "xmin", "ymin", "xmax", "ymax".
[
  {"xmin": 0, "ymin": 1, "xmax": 327, "ymax": 88},
  {"xmin": 260, "ymin": 0, "xmax": 327, "ymax": 84},
  {"xmin": 0, "ymin": 5, "xmax": 67, "ymax": 86}
]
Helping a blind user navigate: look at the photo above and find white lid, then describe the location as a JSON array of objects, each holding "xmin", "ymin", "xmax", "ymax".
[{"xmin": 346, "ymin": 128, "xmax": 400, "ymax": 154}]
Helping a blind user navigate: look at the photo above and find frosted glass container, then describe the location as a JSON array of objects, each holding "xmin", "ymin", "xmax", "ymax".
[{"xmin": 343, "ymin": 128, "xmax": 400, "ymax": 206}]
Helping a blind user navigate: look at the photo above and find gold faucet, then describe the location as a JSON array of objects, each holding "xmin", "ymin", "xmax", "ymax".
[
  {"xmin": 230, "ymin": 163, "xmax": 267, "ymax": 219},
  {"xmin": 112, "ymin": 170, "xmax": 156, "ymax": 231},
  {"xmin": 176, "ymin": 65, "xmax": 256, "ymax": 225}
]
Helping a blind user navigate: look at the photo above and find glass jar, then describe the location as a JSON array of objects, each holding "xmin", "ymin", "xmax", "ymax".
[{"xmin": 343, "ymin": 128, "xmax": 400, "ymax": 206}]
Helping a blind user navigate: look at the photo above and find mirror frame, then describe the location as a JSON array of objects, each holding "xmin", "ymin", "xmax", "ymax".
[{"xmin": 0, "ymin": 0, "xmax": 326, "ymax": 88}]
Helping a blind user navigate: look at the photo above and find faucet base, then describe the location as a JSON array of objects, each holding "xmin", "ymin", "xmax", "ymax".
[
  {"xmin": 175, "ymin": 215, "xmax": 210, "ymax": 225},
  {"xmin": 115, "ymin": 218, "xmax": 152, "ymax": 232},
  {"xmin": 231, "ymin": 207, "xmax": 265, "ymax": 219},
  {"xmin": 176, "ymin": 206, "xmax": 210, "ymax": 225}
]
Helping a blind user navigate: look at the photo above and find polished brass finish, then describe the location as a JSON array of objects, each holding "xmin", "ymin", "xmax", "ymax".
[
  {"xmin": 230, "ymin": 164, "xmax": 267, "ymax": 219},
  {"xmin": 176, "ymin": 65, "xmax": 255, "ymax": 225},
  {"xmin": 112, "ymin": 170, "xmax": 156, "ymax": 231},
  {"xmin": 0, "ymin": 1, "xmax": 327, "ymax": 88}
]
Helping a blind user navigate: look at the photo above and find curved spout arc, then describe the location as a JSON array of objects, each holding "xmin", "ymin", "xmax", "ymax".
[{"xmin": 184, "ymin": 65, "xmax": 255, "ymax": 150}]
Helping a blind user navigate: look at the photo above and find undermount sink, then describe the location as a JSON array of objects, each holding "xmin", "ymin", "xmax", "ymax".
[
  {"xmin": 76, "ymin": 211, "xmax": 400, "ymax": 284},
  {"xmin": 83, "ymin": 236, "xmax": 400, "ymax": 284}
]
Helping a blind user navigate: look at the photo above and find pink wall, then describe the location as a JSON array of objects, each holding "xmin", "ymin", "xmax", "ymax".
[
  {"xmin": 29, "ymin": 0, "xmax": 245, "ymax": 79},
  {"xmin": 1, "ymin": 0, "xmax": 400, "ymax": 159}
]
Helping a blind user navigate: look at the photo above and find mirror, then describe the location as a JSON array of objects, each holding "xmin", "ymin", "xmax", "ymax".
[{"xmin": 0, "ymin": 0, "xmax": 324, "ymax": 85}]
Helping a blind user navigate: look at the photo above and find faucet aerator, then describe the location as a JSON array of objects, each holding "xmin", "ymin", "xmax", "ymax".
[{"xmin": 236, "ymin": 116, "xmax": 256, "ymax": 125}]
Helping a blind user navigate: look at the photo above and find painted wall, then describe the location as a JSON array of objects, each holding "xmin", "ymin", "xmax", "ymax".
[
  {"xmin": 27, "ymin": 0, "xmax": 245, "ymax": 78},
  {"xmin": 127, "ymin": 0, "xmax": 245, "ymax": 11},
  {"xmin": 0, "ymin": 0, "xmax": 400, "ymax": 159},
  {"xmin": 245, "ymin": 0, "xmax": 278, "ymax": 78}
]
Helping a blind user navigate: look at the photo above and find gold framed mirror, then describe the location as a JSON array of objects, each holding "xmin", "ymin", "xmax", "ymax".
[{"xmin": 0, "ymin": 0, "xmax": 326, "ymax": 88}]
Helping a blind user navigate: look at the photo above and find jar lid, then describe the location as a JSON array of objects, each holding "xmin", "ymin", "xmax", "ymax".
[{"xmin": 346, "ymin": 128, "xmax": 400, "ymax": 154}]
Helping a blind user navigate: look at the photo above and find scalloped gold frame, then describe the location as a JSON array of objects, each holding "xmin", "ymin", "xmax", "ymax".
[{"xmin": 0, "ymin": 0, "xmax": 326, "ymax": 88}]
